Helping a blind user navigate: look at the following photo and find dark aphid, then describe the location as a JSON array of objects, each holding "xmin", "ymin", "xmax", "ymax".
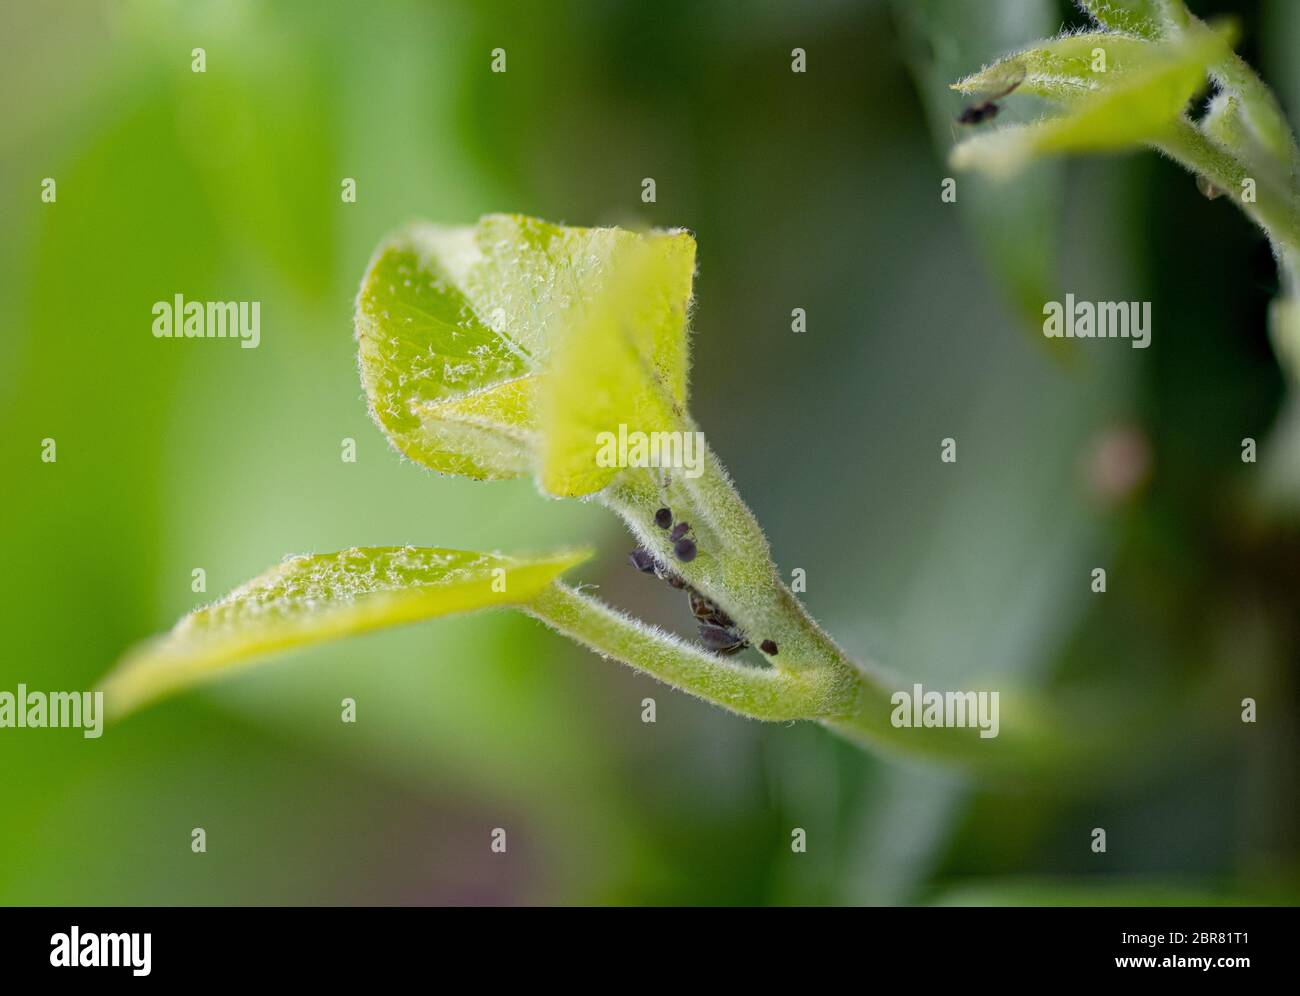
[
  {"xmin": 686, "ymin": 586, "xmax": 748, "ymax": 654},
  {"xmin": 957, "ymin": 62, "xmax": 1024, "ymax": 127},
  {"xmin": 760, "ymin": 639, "xmax": 778, "ymax": 655},
  {"xmin": 630, "ymin": 545, "xmax": 688, "ymax": 587},
  {"xmin": 957, "ymin": 101, "xmax": 999, "ymax": 125},
  {"xmin": 653, "ymin": 559, "xmax": 687, "ymax": 588},
  {"xmin": 697, "ymin": 622, "xmax": 749, "ymax": 656},
  {"xmin": 630, "ymin": 542, "xmax": 749, "ymax": 654},
  {"xmin": 654, "ymin": 507, "xmax": 673, "ymax": 529},
  {"xmin": 669, "ymin": 521, "xmax": 690, "ymax": 542},
  {"xmin": 688, "ymin": 588, "xmax": 736, "ymax": 629}
]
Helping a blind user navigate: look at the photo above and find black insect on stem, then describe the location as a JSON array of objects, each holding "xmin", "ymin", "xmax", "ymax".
[
  {"xmin": 668, "ymin": 520, "xmax": 696, "ymax": 562},
  {"xmin": 956, "ymin": 62, "xmax": 1025, "ymax": 126},
  {"xmin": 629, "ymin": 546, "xmax": 686, "ymax": 588},
  {"xmin": 760, "ymin": 639, "xmax": 778, "ymax": 655},
  {"xmin": 957, "ymin": 102, "xmax": 999, "ymax": 125},
  {"xmin": 628, "ymin": 545, "xmax": 748, "ymax": 655},
  {"xmin": 660, "ymin": 568, "xmax": 687, "ymax": 589},
  {"xmin": 688, "ymin": 589, "xmax": 749, "ymax": 656},
  {"xmin": 688, "ymin": 588, "xmax": 736, "ymax": 629},
  {"xmin": 654, "ymin": 507, "xmax": 673, "ymax": 529},
  {"xmin": 628, "ymin": 548, "xmax": 657, "ymax": 574},
  {"xmin": 698, "ymin": 623, "xmax": 748, "ymax": 655}
]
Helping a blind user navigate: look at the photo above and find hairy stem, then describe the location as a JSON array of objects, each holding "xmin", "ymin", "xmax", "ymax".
[
  {"xmin": 548, "ymin": 438, "xmax": 1087, "ymax": 775},
  {"xmin": 525, "ymin": 583, "xmax": 850, "ymax": 720},
  {"xmin": 1153, "ymin": 120, "xmax": 1300, "ymax": 254}
]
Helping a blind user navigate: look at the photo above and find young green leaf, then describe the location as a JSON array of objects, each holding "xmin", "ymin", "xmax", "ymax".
[
  {"xmin": 952, "ymin": 33, "xmax": 1157, "ymax": 105},
  {"xmin": 1076, "ymin": 0, "xmax": 1190, "ymax": 40},
  {"xmin": 100, "ymin": 546, "xmax": 590, "ymax": 720},
  {"xmin": 355, "ymin": 214, "xmax": 696, "ymax": 492},
  {"xmin": 355, "ymin": 222, "xmax": 539, "ymax": 480},
  {"xmin": 952, "ymin": 25, "xmax": 1232, "ymax": 179},
  {"xmin": 539, "ymin": 232, "xmax": 696, "ymax": 497}
]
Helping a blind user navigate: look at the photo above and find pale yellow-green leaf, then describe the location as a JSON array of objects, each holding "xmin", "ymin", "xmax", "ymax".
[
  {"xmin": 1077, "ymin": 0, "xmax": 1189, "ymax": 40},
  {"xmin": 952, "ymin": 33, "xmax": 1157, "ymax": 104},
  {"xmin": 355, "ymin": 223, "xmax": 537, "ymax": 480},
  {"xmin": 355, "ymin": 215, "xmax": 696, "ymax": 488},
  {"xmin": 952, "ymin": 25, "xmax": 1233, "ymax": 179},
  {"xmin": 100, "ymin": 546, "xmax": 590, "ymax": 719},
  {"xmin": 539, "ymin": 230, "xmax": 696, "ymax": 497}
]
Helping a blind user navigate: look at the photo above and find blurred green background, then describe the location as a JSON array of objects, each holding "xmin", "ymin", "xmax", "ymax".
[{"xmin": 1, "ymin": 0, "xmax": 1297, "ymax": 905}]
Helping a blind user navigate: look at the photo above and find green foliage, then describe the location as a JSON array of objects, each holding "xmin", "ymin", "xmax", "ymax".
[
  {"xmin": 952, "ymin": 25, "xmax": 1234, "ymax": 178},
  {"xmin": 101, "ymin": 546, "xmax": 589, "ymax": 718},
  {"xmin": 107, "ymin": 211, "xmax": 1079, "ymax": 774},
  {"xmin": 355, "ymin": 215, "xmax": 695, "ymax": 493},
  {"xmin": 20, "ymin": 0, "xmax": 1291, "ymax": 910},
  {"xmin": 539, "ymin": 228, "xmax": 694, "ymax": 496}
]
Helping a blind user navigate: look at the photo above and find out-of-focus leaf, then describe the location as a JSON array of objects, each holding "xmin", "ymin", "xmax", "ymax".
[
  {"xmin": 952, "ymin": 26, "xmax": 1233, "ymax": 179},
  {"xmin": 1076, "ymin": 0, "xmax": 1190, "ymax": 39},
  {"xmin": 1081, "ymin": 3, "xmax": 1294, "ymax": 172},
  {"xmin": 952, "ymin": 33, "xmax": 1158, "ymax": 105},
  {"xmin": 355, "ymin": 215, "xmax": 696, "ymax": 492},
  {"xmin": 1271, "ymin": 293, "xmax": 1300, "ymax": 384},
  {"xmin": 100, "ymin": 546, "xmax": 590, "ymax": 719}
]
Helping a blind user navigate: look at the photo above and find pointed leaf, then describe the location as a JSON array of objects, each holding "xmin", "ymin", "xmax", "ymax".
[
  {"xmin": 952, "ymin": 26, "xmax": 1233, "ymax": 179},
  {"xmin": 101, "ymin": 546, "xmax": 591, "ymax": 719},
  {"xmin": 539, "ymin": 231, "xmax": 696, "ymax": 496},
  {"xmin": 952, "ymin": 33, "xmax": 1158, "ymax": 104}
]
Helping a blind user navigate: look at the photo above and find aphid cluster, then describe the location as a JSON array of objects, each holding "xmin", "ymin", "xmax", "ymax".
[
  {"xmin": 627, "ymin": 506, "xmax": 779, "ymax": 658},
  {"xmin": 653, "ymin": 507, "xmax": 696, "ymax": 563}
]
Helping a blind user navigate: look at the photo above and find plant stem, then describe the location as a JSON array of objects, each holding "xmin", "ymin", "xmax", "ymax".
[
  {"xmin": 546, "ymin": 440, "xmax": 1087, "ymax": 776},
  {"xmin": 1154, "ymin": 120, "xmax": 1300, "ymax": 255},
  {"xmin": 527, "ymin": 583, "xmax": 1085, "ymax": 777},
  {"xmin": 525, "ymin": 583, "xmax": 849, "ymax": 721}
]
